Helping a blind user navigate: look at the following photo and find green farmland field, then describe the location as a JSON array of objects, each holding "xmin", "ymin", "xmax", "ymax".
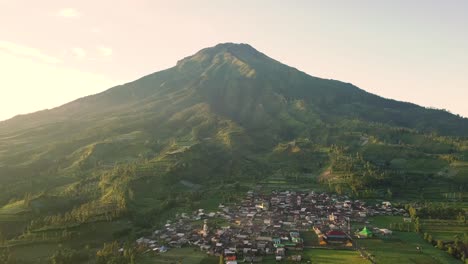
[
  {"xmin": 139, "ymin": 248, "xmax": 218, "ymax": 264},
  {"xmin": 357, "ymin": 232, "xmax": 460, "ymax": 264}
]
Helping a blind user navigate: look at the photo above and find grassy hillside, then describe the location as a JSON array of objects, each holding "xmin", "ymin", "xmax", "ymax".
[{"xmin": 0, "ymin": 43, "xmax": 466, "ymax": 262}]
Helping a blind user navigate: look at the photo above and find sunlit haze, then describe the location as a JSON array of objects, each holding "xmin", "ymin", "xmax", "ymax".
[{"xmin": 1, "ymin": 0, "xmax": 467, "ymax": 121}]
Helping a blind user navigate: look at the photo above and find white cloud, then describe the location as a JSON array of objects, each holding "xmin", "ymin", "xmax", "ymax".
[
  {"xmin": 71, "ymin": 47, "xmax": 86, "ymax": 59},
  {"xmin": 97, "ymin": 45, "xmax": 113, "ymax": 57},
  {"xmin": 0, "ymin": 41, "xmax": 61, "ymax": 64},
  {"xmin": 57, "ymin": 8, "xmax": 81, "ymax": 18}
]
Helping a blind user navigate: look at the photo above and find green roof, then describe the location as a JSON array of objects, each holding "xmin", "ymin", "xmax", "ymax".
[{"xmin": 358, "ymin": 226, "xmax": 373, "ymax": 236}]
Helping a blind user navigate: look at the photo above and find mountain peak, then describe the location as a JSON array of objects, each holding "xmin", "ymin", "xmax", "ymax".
[
  {"xmin": 177, "ymin": 42, "xmax": 260, "ymax": 64},
  {"xmin": 210, "ymin": 42, "xmax": 258, "ymax": 53},
  {"xmin": 176, "ymin": 43, "xmax": 285, "ymax": 75},
  {"xmin": 212, "ymin": 42, "xmax": 255, "ymax": 49}
]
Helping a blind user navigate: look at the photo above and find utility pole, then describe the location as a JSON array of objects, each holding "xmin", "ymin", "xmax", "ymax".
[{"xmin": 346, "ymin": 217, "xmax": 357, "ymax": 250}]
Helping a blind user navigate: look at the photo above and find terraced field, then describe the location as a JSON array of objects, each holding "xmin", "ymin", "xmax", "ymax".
[
  {"xmin": 357, "ymin": 216, "xmax": 462, "ymax": 264},
  {"xmin": 261, "ymin": 249, "xmax": 369, "ymax": 264},
  {"xmin": 0, "ymin": 200, "xmax": 31, "ymax": 238},
  {"xmin": 358, "ymin": 232, "xmax": 460, "ymax": 264},
  {"xmin": 422, "ymin": 219, "xmax": 468, "ymax": 241},
  {"xmin": 139, "ymin": 248, "xmax": 218, "ymax": 264}
]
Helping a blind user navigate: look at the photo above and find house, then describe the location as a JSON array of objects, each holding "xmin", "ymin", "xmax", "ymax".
[
  {"xmin": 382, "ymin": 201, "xmax": 392, "ymax": 208},
  {"xmin": 224, "ymin": 249, "xmax": 236, "ymax": 261},
  {"xmin": 159, "ymin": 246, "xmax": 168, "ymax": 253},
  {"xmin": 324, "ymin": 230, "xmax": 348, "ymax": 243},
  {"xmin": 379, "ymin": 228, "xmax": 393, "ymax": 235},
  {"xmin": 356, "ymin": 226, "xmax": 373, "ymax": 238},
  {"xmin": 141, "ymin": 189, "xmax": 383, "ymax": 262},
  {"xmin": 276, "ymin": 247, "xmax": 285, "ymax": 257},
  {"xmin": 244, "ymin": 256, "xmax": 263, "ymax": 262},
  {"xmin": 256, "ymin": 236, "xmax": 272, "ymax": 242}
]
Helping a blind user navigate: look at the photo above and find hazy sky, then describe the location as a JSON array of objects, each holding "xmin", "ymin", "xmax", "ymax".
[{"xmin": 1, "ymin": 0, "xmax": 467, "ymax": 121}]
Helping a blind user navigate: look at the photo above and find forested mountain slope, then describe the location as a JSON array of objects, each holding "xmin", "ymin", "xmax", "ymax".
[{"xmin": 0, "ymin": 43, "xmax": 467, "ymax": 242}]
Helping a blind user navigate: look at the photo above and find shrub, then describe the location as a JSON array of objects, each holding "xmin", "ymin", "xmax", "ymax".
[{"xmin": 436, "ymin": 240, "xmax": 444, "ymax": 250}]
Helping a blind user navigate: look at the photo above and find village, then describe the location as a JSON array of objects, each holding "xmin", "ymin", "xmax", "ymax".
[{"xmin": 135, "ymin": 190, "xmax": 407, "ymax": 263}]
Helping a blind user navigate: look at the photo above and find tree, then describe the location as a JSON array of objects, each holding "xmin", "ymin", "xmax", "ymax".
[
  {"xmin": 427, "ymin": 234, "xmax": 433, "ymax": 244},
  {"xmin": 457, "ymin": 212, "xmax": 466, "ymax": 224},
  {"xmin": 96, "ymin": 241, "xmax": 135, "ymax": 264},
  {"xmin": 0, "ymin": 247, "xmax": 15, "ymax": 264},
  {"xmin": 414, "ymin": 217, "xmax": 421, "ymax": 233},
  {"xmin": 49, "ymin": 247, "xmax": 88, "ymax": 264},
  {"xmin": 447, "ymin": 246, "xmax": 454, "ymax": 256},
  {"xmin": 335, "ymin": 184, "xmax": 343, "ymax": 195},
  {"xmin": 0, "ymin": 230, "xmax": 5, "ymax": 246},
  {"xmin": 23, "ymin": 193, "xmax": 32, "ymax": 207},
  {"xmin": 408, "ymin": 206, "xmax": 417, "ymax": 220},
  {"xmin": 386, "ymin": 188, "xmax": 393, "ymax": 199},
  {"xmin": 436, "ymin": 240, "xmax": 444, "ymax": 250}
]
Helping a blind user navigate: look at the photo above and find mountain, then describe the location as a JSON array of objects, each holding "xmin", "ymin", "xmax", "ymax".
[
  {"xmin": 3, "ymin": 43, "xmax": 467, "ymax": 135},
  {"xmin": 0, "ymin": 43, "xmax": 467, "ymax": 247}
]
